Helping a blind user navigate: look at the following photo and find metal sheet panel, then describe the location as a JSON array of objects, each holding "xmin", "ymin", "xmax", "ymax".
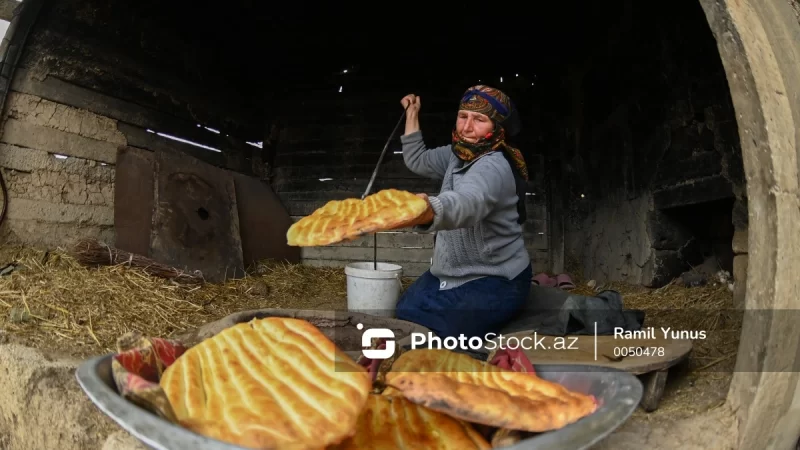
[
  {"xmin": 150, "ymin": 148, "xmax": 244, "ymax": 282},
  {"xmin": 114, "ymin": 146, "xmax": 154, "ymax": 256}
]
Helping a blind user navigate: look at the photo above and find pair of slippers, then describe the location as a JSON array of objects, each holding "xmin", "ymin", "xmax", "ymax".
[{"xmin": 533, "ymin": 272, "xmax": 575, "ymax": 290}]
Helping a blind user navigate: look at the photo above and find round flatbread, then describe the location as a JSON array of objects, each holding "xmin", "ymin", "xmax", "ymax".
[
  {"xmin": 159, "ymin": 317, "xmax": 372, "ymax": 449},
  {"xmin": 330, "ymin": 394, "xmax": 491, "ymax": 450},
  {"xmin": 286, "ymin": 189, "xmax": 429, "ymax": 247},
  {"xmin": 383, "ymin": 349, "xmax": 597, "ymax": 433}
]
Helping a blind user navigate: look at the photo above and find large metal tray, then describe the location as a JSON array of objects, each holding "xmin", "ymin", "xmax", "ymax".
[{"xmin": 76, "ymin": 355, "xmax": 643, "ymax": 450}]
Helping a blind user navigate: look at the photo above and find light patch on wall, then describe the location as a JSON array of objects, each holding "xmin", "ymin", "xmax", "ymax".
[
  {"xmin": 196, "ymin": 123, "xmax": 221, "ymax": 134},
  {"xmin": 147, "ymin": 129, "xmax": 221, "ymax": 152},
  {"xmin": 393, "ymin": 151, "xmax": 402, "ymax": 154},
  {"xmin": 338, "ymin": 86, "xmax": 343, "ymax": 93},
  {"xmin": 50, "ymin": 153, "xmax": 113, "ymax": 167},
  {"xmin": 0, "ymin": 19, "xmax": 9, "ymax": 40}
]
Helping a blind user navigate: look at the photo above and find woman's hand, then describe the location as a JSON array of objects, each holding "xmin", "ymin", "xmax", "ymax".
[
  {"xmin": 396, "ymin": 193, "xmax": 435, "ymax": 229},
  {"xmin": 415, "ymin": 193, "xmax": 435, "ymax": 225},
  {"xmin": 400, "ymin": 94, "xmax": 421, "ymax": 116},
  {"xmin": 400, "ymin": 94, "xmax": 421, "ymax": 135},
  {"xmin": 389, "ymin": 193, "xmax": 435, "ymax": 230}
]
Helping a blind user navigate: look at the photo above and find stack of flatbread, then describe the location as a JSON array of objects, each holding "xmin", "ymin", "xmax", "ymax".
[
  {"xmin": 285, "ymin": 189, "xmax": 429, "ymax": 247},
  {"xmin": 158, "ymin": 317, "xmax": 598, "ymax": 449}
]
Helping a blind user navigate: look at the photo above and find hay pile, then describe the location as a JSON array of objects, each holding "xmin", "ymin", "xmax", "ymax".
[
  {"xmin": 0, "ymin": 245, "xmax": 739, "ymax": 421},
  {"xmin": 0, "ymin": 246, "xmax": 356, "ymax": 358},
  {"xmin": 570, "ymin": 279, "xmax": 741, "ymax": 373},
  {"xmin": 0, "ymin": 245, "xmax": 740, "ymax": 376},
  {"xmin": 568, "ymin": 277, "xmax": 740, "ymax": 421}
]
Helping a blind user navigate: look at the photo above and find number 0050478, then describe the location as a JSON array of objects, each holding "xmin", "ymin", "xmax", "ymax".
[{"xmin": 613, "ymin": 346, "xmax": 665, "ymax": 357}]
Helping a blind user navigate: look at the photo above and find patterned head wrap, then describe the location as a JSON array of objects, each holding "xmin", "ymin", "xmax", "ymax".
[
  {"xmin": 452, "ymin": 85, "xmax": 528, "ymax": 181},
  {"xmin": 451, "ymin": 85, "xmax": 530, "ymax": 224},
  {"xmin": 458, "ymin": 85, "xmax": 513, "ymax": 124}
]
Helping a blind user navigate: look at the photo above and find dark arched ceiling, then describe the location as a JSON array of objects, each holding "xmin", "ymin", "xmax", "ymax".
[{"xmin": 31, "ymin": 0, "xmax": 720, "ymax": 142}]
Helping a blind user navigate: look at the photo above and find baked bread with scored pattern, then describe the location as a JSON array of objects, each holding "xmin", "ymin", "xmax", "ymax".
[
  {"xmin": 159, "ymin": 317, "xmax": 372, "ymax": 449},
  {"xmin": 285, "ymin": 189, "xmax": 429, "ymax": 247},
  {"xmin": 382, "ymin": 349, "xmax": 597, "ymax": 433},
  {"xmin": 329, "ymin": 394, "xmax": 492, "ymax": 450}
]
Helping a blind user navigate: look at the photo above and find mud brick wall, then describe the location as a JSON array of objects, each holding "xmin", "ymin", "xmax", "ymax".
[
  {"xmin": 0, "ymin": 0, "xmax": 272, "ymax": 249},
  {"xmin": 268, "ymin": 86, "xmax": 550, "ymax": 278},
  {"xmin": 544, "ymin": 0, "xmax": 746, "ymax": 287},
  {"xmin": 0, "ymin": 93, "xmax": 119, "ymax": 245}
]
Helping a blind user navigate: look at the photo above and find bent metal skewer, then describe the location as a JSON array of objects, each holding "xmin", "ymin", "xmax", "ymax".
[{"xmin": 362, "ymin": 101, "xmax": 412, "ymax": 270}]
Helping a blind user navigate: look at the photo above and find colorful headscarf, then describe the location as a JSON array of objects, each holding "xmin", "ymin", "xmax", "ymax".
[
  {"xmin": 451, "ymin": 85, "xmax": 528, "ymax": 181},
  {"xmin": 459, "ymin": 85, "xmax": 513, "ymax": 123}
]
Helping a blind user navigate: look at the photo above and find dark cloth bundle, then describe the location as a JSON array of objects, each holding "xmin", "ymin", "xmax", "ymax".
[{"xmin": 500, "ymin": 286, "xmax": 646, "ymax": 336}]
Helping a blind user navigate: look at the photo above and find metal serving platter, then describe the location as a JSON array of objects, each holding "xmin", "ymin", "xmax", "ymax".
[{"xmin": 76, "ymin": 355, "xmax": 643, "ymax": 450}]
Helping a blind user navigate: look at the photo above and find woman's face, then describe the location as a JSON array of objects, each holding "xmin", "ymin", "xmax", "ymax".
[{"xmin": 456, "ymin": 110, "xmax": 494, "ymax": 143}]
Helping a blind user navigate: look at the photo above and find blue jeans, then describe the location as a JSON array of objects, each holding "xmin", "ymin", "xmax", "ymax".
[{"xmin": 395, "ymin": 263, "xmax": 532, "ymax": 339}]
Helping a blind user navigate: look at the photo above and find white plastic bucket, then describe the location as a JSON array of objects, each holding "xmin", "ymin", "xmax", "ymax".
[{"xmin": 344, "ymin": 262, "xmax": 403, "ymax": 317}]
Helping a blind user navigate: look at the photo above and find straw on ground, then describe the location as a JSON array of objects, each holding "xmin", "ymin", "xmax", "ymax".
[{"xmin": 0, "ymin": 245, "xmax": 740, "ymax": 421}]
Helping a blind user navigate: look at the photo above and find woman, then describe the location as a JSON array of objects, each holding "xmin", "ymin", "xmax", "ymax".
[{"xmin": 394, "ymin": 85, "xmax": 532, "ymax": 340}]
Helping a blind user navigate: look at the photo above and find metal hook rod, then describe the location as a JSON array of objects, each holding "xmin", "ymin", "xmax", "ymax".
[
  {"xmin": 363, "ymin": 100, "xmax": 412, "ymax": 270},
  {"xmin": 362, "ymin": 102, "xmax": 411, "ymax": 201}
]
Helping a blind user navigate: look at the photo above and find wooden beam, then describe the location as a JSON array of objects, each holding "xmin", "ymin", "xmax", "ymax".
[
  {"xmin": 302, "ymin": 232, "xmax": 436, "ymax": 250},
  {"xmin": 9, "ymin": 70, "xmax": 250, "ymax": 154},
  {"xmin": 301, "ymin": 250, "xmax": 551, "ymax": 278},
  {"xmin": 302, "ymin": 259, "xmax": 432, "ymax": 278},
  {"xmin": 118, "ymin": 122, "xmax": 227, "ymax": 169},
  {"xmin": 300, "ymin": 246, "xmax": 433, "ymax": 264},
  {"xmin": 1, "ymin": 118, "xmax": 118, "ymax": 164}
]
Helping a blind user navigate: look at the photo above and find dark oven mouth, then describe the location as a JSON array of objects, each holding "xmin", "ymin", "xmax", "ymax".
[{"xmin": 653, "ymin": 196, "xmax": 736, "ymax": 282}]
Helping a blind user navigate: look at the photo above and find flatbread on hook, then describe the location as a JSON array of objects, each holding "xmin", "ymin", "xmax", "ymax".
[{"xmin": 286, "ymin": 189, "xmax": 429, "ymax": 247}]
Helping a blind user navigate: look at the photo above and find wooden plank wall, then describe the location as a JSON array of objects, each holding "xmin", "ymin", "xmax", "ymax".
[
  {"xmin": 0, "ymin": 0, "xmax": 292, "ymax": 256},
  {"xmin": 271, "ymin": 92, "xmax": 551, "ymax": 278},
  {"xmin": 7, "ymin": 0, "xmax": 268, "ymax": 172}
]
